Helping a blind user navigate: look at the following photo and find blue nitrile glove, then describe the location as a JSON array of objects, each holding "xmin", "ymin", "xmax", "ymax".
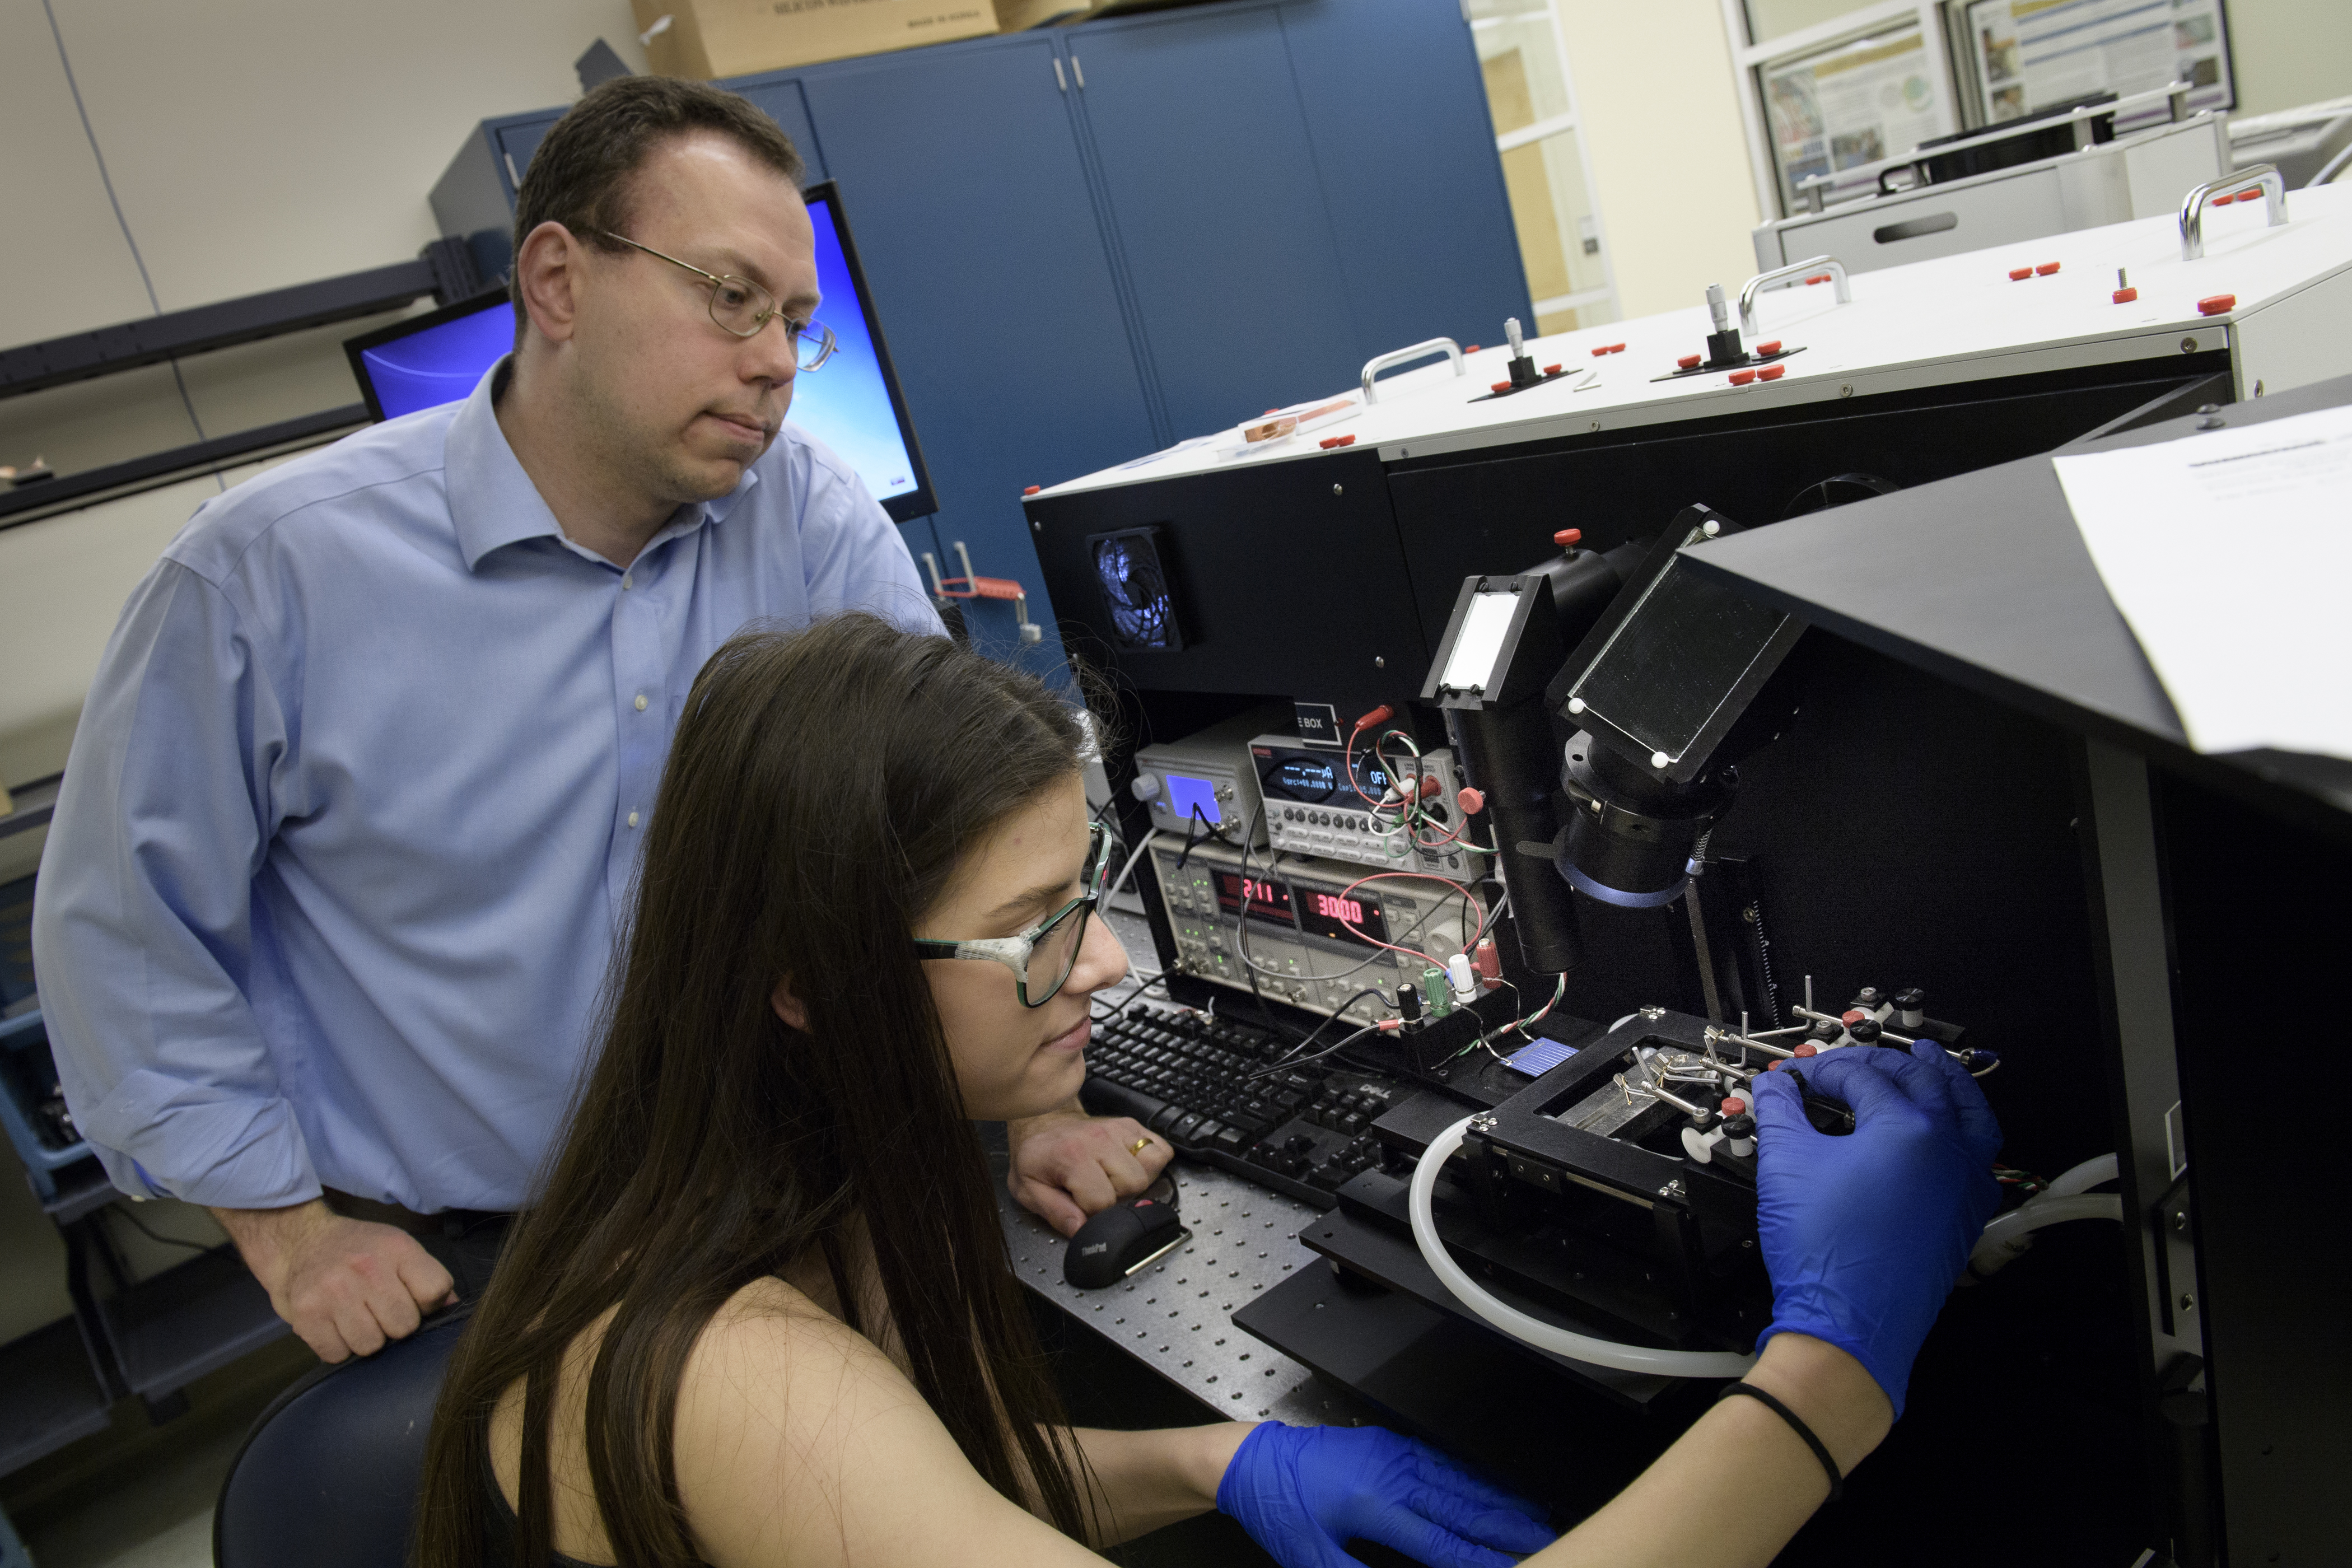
[
  {"xmin": 1215, "ymin": 1422, "xmax": 1556, "ymax": 1568},
  {"xmin": 1750, "ymin": 1042, "xmax": 2003, "ymax": 1418}
]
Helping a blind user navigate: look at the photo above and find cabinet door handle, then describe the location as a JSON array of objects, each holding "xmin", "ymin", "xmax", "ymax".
[
  {"xmin": 1053, "ymin": 57, "xmax": 1066, "ymax": 92},
  {"xmin": 1071, "ymin": 55, "xmax": 1085, "ymax": 90}
]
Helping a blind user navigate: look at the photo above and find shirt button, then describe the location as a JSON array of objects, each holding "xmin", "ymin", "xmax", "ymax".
[
  {"xmin": 634, "ymin": 693, "xmax": 648, "ymax": 711},
  {"xmin": 627, "ymin": 811, "xmax": 641, "ymax": 828},
  {"xmin": 622, "ymin": 573, "xmax": 634, "ymax": 591}
]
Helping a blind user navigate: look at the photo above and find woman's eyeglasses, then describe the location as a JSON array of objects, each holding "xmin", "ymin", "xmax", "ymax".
[{"xmin": 911, "ymin": 823, "xmax": 1111, "ymax": 1008}]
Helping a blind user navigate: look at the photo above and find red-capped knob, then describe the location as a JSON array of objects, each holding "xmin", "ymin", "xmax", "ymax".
[
  {"xmin": 1318, "ymin": 433, "xmax": 1359, "ymax": 450},
  {"xmin": 1456, "ymin": 785, "xmax": 1485, "ymax": 815},
  {"xmin": 1466, "ymin": 344, "xmax": 1481, "ymax": 352},
  {"xmin": 1729, "ymin": 368, "xmax": 1757, "ymax": 386},
  {"xmin": 1756, "ymin": 339, "xmax": 1782, "ymax": 356},
  {"xmin": 1265, "ymin": 408, "xmax": 1280, "ymax": 416},
  {"xmin": 2036, "ymin": 262, "xmax": 2061, "ymax": 276},
  {"xmin": 2113, "ymin": 287, "xmax": 2139, "ymax": 304},
  {"xmin": 1841, "ymin": 1009, "xmax": 1867, "ymax": 1025},
  {"xmin": 1333, "ymin": 433, "xmax": 1356, "ymax": 447},
  {"xmin": 1591, "ymin": 345, "xmax": 1611, "ymax": 357},
  {"xmin": 2213, "ymin": 191, "xmax": 2237, "ymax": 205},
  {"xmin": 1792, "ymin": 1043, "xmax": 1818, "ymax": 1058},
  {"xmin": 1678, "ymin": 353, "xmax": 1702, "ymax": 369},
  {"xmin": 1806, "ymin": 273, "xmax": 1832, "ymax": 285},
  {"xmin": 1491, "ymin": 380, "xmax": 1512, "ymax": 393},
  {"xmin": 1722, "ymin": 1096, "xmax": 1747, "ymax": 1116},
  {"xmin": 1759, "ymin": 363, "xmax": 1786, "ymax": 381},
  {"xmin": 1544, "ymin": 363, "xmax": 1562, "ymax": 375},
  {"xmin": 1608, "ymin": 343, "xmax": 1627, "ymax": 353},
  {"xmin": 1554, "ymin": 527, "xmax": 1583, "ymax": 548},
  {"xmin": 2009, "ymin": 267, "xmax": 2033, "ymax": 281},
  {"xmin": 2198, "ymin": 293, "xmax": 2236, "ymax": 315},
  {"xmin": 1023, "ymin": 485, "xmax": 1041, "ymax": 496}
]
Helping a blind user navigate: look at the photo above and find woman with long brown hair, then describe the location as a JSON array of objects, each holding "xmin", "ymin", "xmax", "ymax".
[
  {"xmin": 413, "ymin": 612, "xmax": 2001, "ymax": 1568},
  {"xmin": 410, "ymin": 614, "xmax": 1553, "ymax": 1567}
]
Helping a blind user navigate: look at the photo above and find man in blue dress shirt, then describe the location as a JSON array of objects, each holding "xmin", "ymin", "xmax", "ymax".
[{"xmin": 32, "ymin": 78, "xmax": 1167, "ymax": 1362}]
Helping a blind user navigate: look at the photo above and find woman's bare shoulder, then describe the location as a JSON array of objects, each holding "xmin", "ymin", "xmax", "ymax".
[
  {"xmin": 671, "ymin": 1278, "xmax": 1081, "ymax": 1568},
  {"xmin": 676, "ymin": 1276, "xmax": 927, "ymax": 1441}
]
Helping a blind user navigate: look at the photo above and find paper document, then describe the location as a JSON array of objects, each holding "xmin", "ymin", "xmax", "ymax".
[{"xmin": 2052, "ymin": 403, "xmax": 2352, "ymax": 759}]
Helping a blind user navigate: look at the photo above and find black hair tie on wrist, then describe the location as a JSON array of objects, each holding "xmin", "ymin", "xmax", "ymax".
[{"xmin": 1717, "ymin": 1382, "xmax": 1844, "ymax": 1502}]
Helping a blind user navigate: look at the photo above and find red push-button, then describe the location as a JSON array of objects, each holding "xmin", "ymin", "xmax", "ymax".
[
  {"xmin": 2197, "ymin": 293, "xmax": 2237, "ymax": 315},
  {"xmin": 1728, "ymin": 368, "xmax": 1757, "ymax": 386}
]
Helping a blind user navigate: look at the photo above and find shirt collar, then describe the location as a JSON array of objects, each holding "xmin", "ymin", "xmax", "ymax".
[{"xmin": 442, "ymin": 358, "xmax": 762, "ymax": 573}]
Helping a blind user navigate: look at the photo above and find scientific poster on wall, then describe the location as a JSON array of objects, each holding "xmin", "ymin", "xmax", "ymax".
[
  {"xmin": 1963, "ymin": 0, "xmax": 2233, "ymax": 130},
  {"xmin": 1763, "ymin": 25, "xmax": 1951, "ymax": 212}
]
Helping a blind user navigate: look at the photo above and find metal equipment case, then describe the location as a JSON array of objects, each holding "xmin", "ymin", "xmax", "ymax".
[{"xmin": 1023, "ymin": 185, "xmax": 2352, "ymax": 1565}]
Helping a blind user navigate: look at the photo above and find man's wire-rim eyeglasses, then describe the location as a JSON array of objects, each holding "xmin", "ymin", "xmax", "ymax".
[
  {"xmin": 600, "ymin": 231, "xmax": 837, "ymax": 370},
  {"xmin": 911, "ymin": 823, "xmax": 1110, "ymax": 1009}
]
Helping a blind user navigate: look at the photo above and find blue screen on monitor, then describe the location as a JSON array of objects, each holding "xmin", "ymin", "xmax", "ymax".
[
  {"xmin": 793, "ymin": 194, "xmax": 920, "ymax": 505},
  {"xmin": 358, "ymin": 298, "xmax": 517, "ymax": 421},
  {"xmin": 353, "ymin": 192, "xmax": 923, "ymax": 509}
]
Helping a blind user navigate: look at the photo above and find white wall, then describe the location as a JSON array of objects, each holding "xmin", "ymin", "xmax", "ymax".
[
  {"xmin": 2228, "ymin": 0, "xmax": 2352, "ymax": 116},
  {"xmin": 1558, "ymin": 0, "xmax": 1765, "ymax": 320}
]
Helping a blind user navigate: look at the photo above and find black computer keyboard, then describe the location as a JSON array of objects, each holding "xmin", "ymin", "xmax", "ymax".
[{"xmin": 1079, "ymin": 998, "xmax": 1411, "ymax": 1208}]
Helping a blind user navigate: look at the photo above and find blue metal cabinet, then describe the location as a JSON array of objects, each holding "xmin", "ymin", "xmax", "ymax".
[
  {"xmin": 1278, "ymin": 0, "xmax": 1533, "ymax": 357},
  {"xmin": 428, "ymin": 109, "xmax": 567, "ymax": 274},
  {"xmin": 797, "ymin": 37, "xmax": 1159, "ymax": 660},
  {"xmin": 728, "ymin": 78, "xmax": 829, "ymax": 181},
  {"xmin": 1065, "ymin": 3, "xmax": 1361, "ymax": 439}
]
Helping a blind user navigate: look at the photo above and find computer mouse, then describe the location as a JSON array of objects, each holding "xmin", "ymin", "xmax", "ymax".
[{"xmin": 1063, "ymin": 1178, "xmax": 1189, "ymax": 1289}]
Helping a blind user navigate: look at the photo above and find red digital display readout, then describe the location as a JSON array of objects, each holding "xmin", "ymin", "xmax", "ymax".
[
  {"xmin": 1298, "ymin": 888, "xmax": 1389, "ymax": 944},
  {"xmin": 1214, "ymin": 870, "xmax": 1294, "ymax": 925},
  {"xmin": 1305, "ymin": 891, "xmax": 1365, "ymax": 925}
]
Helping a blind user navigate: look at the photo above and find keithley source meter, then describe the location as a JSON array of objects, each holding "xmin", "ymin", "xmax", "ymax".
[{"xmin": 1131, "ymin": 706, "xmax": 1284, "ymax": 847}]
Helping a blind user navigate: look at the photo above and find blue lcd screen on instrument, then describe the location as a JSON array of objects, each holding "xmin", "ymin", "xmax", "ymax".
[{"xmin": 1162, "ymin": 773, "xmax": 1222, "ymax": 825}]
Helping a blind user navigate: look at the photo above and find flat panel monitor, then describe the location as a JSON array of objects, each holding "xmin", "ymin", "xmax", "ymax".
[{"xmin": 342, "ymin": 180, "xmax": 935, "ymax": 521}]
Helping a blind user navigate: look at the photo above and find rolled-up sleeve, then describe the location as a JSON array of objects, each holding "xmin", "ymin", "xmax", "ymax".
[{"xmin": 31, "ymin": 558, "xmax": 319, "ymax": 1208}]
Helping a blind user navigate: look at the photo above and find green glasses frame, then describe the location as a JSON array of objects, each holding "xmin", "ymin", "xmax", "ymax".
[{"xmin": 911, "ymin": 822, "xmax": 1111, "ymax": 1009}]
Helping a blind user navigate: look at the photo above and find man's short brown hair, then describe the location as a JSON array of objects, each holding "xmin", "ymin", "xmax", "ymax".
[{"xmin": 508, "ymin": 76, "xmax": 806, "ymax": 314}]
